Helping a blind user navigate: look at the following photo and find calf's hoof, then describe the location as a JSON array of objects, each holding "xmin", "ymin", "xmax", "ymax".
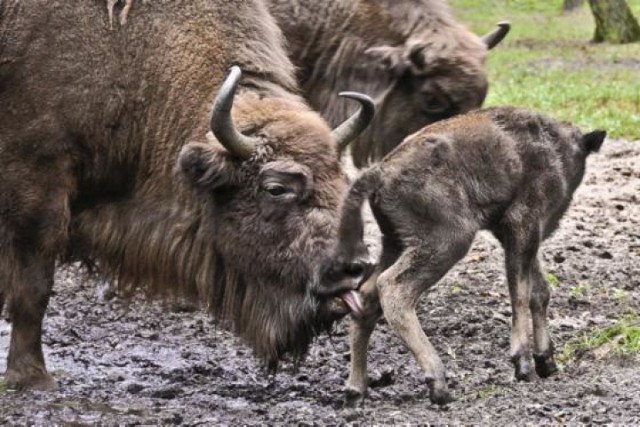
[
  {"xmin": 427, "ymin": 379, "xmax": 453, "ymax": 405},
  {"xmin": 5, "ymin": 370, "xmax": 57, "ymax": 391},
  {"xmin": 512, "ymin": 356, "xmax": 533, "ymax": 381},
  {"xmin": 429, "ymin": 387, "xmax": 453, "ymax": 405},
  {"xmin": 534, "ymin": 352, "xmax": 558, "ymax": 378},
  {"xmin": 344, "ymin": 386, "xmax": 366, "ymax": 407}
]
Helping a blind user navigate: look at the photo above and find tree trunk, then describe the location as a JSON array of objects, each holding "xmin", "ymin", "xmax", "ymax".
[
  {"xmin": 588, "ymin": 0, "xmax": 640, "ymax": 43},
  {"xmin": 563, "ymin": 0, "xmax": 584, "ymax": 11}
]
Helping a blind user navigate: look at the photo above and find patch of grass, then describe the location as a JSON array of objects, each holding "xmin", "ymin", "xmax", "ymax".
[
  {"xmin": 451, "ymin": 282, "xmax": 464, "ymax": 295},
  {"xmin": 475, "ymin": 383, "xmax": 502, "ymax": 399},
  {"xmin": 0, "ymin": 378, "xmax": 7, "ymax": 393},
  {"xmin": 613, "ymin": 288, "xmax": 628, "ymax": 300},
  {"xmin": 451, "ymin": 0, "xmax": 640, "ymax": 139},
  {"xmin": 546, "ymin": 273, "xmax": 560, "ymax": 290},
  {"xmin": 570, "ymin": 282, "xmax": 590, "ymax": 297},
  {"xmin": 559, "ymin": 313, "xmax": 640, "ymax": 364}
]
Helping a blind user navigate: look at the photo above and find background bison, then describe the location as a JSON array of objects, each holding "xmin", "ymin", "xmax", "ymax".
[
  {"xmin": 0, "ymin": 0, "xmax": 372, "ymax": 391},
  {"xmin": 267, "ymin": 0, "xmax": 510, "ymax": 166}
]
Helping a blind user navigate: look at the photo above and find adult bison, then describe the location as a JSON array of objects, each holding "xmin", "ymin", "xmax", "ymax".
[
  {"xmin": 0, "ymin": 0, "xmax": 373, "ymax": 390},
  {"xmin": 267, "ymin": 0, "xmax": 510, "ymax": 167}
]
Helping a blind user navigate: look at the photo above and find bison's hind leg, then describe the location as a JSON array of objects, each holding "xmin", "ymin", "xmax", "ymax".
[
  {"xmin": 377, "ymin": 228, "xmax": 475, "ymax": 405},
  {"xmin": 495, "ymin": 210, "xmax": 557, "ymax": 381},
  {"xmin": 530, "ymin": 258, "xmax": 558, "ymax": 378}
]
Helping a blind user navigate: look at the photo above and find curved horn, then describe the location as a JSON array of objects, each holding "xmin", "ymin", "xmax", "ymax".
[
  {"xmin": 482, "ymin": 21, "xmax": 511, "ymax": 50},
  {"xmin": 333, "ymin": 92, "xmax": 376, "ymax": 152},
  {"xmin": 210, "ymin": 66, "xmax": 258, "ymax": 159}
]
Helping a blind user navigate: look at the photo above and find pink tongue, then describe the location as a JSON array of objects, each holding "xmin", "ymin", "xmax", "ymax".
[{"xmin": 340, "ymin": 290, "xmax": 363, "ymax": 318}]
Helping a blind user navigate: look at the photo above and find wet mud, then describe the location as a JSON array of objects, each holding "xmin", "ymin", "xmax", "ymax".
[{"xmin": 1, "ymin": 139, "xmax": 638, "ymax": 424}]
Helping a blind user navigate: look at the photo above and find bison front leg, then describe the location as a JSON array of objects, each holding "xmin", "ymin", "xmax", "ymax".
[
  {"xmin": 4, "ymin": 257, "xmax": 56, "ymax": 390},
  {"xmin": 345, "ymin": 273, "xmax": 382, "ymax": 406}
]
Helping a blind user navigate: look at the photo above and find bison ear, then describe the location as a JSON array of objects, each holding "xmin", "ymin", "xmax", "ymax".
[
  {"xmin": 365, "ymin": 43, "xmax": 432, "ymax": 76},
  {"xmin": 178, "ymin": 143, "xmax": 239, "ymax": 191},
  {"xmin": 365, "ymin": 45, "xmax": 408, "ymax": 75},
  {"xmin": 583, "ymin": 130, "xmax": 606, "ymax": 153}
]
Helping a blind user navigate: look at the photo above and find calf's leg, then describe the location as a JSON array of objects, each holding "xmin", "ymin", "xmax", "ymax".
[
  {"xmin": 377, "ymin": 232, "xmax": 474, "ymax": 405},
  {"xmin": 529, "ymin": 258, "xmax": 558, "ymax": 377},
  {"xmin": 345, "ymin": 272, "xmax": 382, "ymax": 406},
  {"xmin": 499, "ymin": 219, "xmax": 541, "ymax": 381},
  {"xmin": 345, "ymin": 228, "xmax": 401, "ymax": 406}
]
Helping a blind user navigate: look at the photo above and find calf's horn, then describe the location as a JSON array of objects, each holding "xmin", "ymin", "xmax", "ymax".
[
  {"xmin": 210, "ymin": 66, "xmax": 258, "ymax": 159},
  {"xmin": 482, "ymin": 21, "xmax": 511, "ymax": 50},
  {"xmin": 333, "ymin": 92, "xmax": 376, "ymax": 151}
]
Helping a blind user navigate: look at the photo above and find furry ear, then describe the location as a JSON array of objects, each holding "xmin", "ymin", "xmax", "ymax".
[
  {"xmin": 365, "ymin": 42, "xmax": 432, "ymax": 76},
  {"xmin": 178, "ymin": 143, "xmax": 239, "ymax": 191},
  {"xmin": 365, "ymin": 45, "xmax": 408, "ymax": 75},
  {"xmin": 583, "ymin": 130, "xmax": 606, "ymax": 153}
]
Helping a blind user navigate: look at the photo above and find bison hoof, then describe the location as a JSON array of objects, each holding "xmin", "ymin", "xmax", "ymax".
[
  {"xmin": 4, "ymin": 370, "xmax": 57, "ymax": 391},
  {"xmin": 513, "ymin": 356, "xmax": 533, "ymax": 382},
  {"xmin": 426, "ymin": 379, "xmax": 453, "ymax": 405},
  {"xmin": 429, "ymin": 387, "xmax": 453, "ymax": 405},
  {"xmin": 533, "ymin": 352, "xmax": 558, "ymax": 378},
  {"xmin": 344, "ymin": 386, "xmax": 366, "ymax": 407}
]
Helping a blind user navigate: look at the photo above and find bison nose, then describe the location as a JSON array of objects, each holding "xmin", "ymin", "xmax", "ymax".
[
  {"xmin": 342, "ymin": 259, "xmax": 374, "ymax": 285},
  {"xmin": 316, "ymin": 257, "xmax": 375, "ymax": 297}
]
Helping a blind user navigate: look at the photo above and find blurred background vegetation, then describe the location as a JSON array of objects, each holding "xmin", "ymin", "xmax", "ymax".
[{"xmin": 450, "ymin": 0, "xmax": 640, "ymax": 140}]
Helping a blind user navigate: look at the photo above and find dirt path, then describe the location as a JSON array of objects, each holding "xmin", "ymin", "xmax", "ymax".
[{"xmin": 1, "ymin": 139, "xmax": 638, "ymax": 424}]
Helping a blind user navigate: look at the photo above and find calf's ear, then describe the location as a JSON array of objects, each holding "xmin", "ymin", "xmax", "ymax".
[
  {"xmin": 583, "ymin": 130, "xmax": 606, "ymax": 153},
  {"xmin": 178, "ymin": 143, "xmax": 239, "ymax": 191}
]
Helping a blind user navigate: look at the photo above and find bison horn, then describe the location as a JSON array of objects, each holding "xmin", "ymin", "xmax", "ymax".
[
  {"xmin": 482, "ymin": 21, "xmax": 511, "ymax": 50},
  {"xmin": 210, "ymin": 66, "xmax": 258, "ymax": 159},
  {"xmin": 332, "ymin": 92, "xmax": 376, "ymax": 152}
]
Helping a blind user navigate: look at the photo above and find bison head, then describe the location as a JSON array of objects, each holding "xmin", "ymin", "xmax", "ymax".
[
  {"xmin": 178, "ymin": 67, "xmax": 373, "ymax": 366},
  {"xmin": 351, "ymin": 22, "xmax": 510, "ymax": 166}
]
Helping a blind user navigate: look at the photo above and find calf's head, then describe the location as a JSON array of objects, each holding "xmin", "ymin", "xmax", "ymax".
[{"xmin": 178, "ymin": 67, "xmax": 374, "ymax": 365}]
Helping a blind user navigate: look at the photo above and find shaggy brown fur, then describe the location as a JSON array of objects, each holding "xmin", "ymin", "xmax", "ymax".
[
  {"xmin": 319, "ymin": 107, "xmax": 606, "ymax": 404},
  {"xmin": 0, "ymin": 0, "xmax": 362, "ymax": 390},
  {"xmin": 267, "ymin": 0, "xmax": 508, "ymax": 167}
]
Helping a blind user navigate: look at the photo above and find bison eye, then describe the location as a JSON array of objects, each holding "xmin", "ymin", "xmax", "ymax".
[
  {"xmin": 422, "ymin": 96, "xmax": 448, "ymax": 114},
  {"xmin": 263, "ymin": 183, "xmax": 290, "ymax": 197}
]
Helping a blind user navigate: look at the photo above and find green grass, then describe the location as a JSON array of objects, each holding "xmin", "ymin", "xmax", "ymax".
[
  {"xmin": 559, "ymin": 313, "xmax": 640, "ymax": 363},
  {"xmin": 475, "ymin": 383, "xmax": 502, "ymax": 399},
  {"xmin": 451, "ymin": 0, "xmax": 640, "ymax": 139},
  {"xmin": 546, "ymin": 273, "xmax": 560, "ymax": 290},
  {"xmin": 0, "ymin": 378, "xmax": 7, "ymax": 393},
  {"xmin": 570, "ymin": 282, "xmax": 590, "ymax": 297}
]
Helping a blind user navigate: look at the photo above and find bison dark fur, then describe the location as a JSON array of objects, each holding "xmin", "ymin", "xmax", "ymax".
[
  {"xmin": 0, "ymin": 0, "xmax": 370, "ymax": 390},
  {"xmin": 319, "ymin": 107, "xmax": 606, "ymax": 404},
  {"xmin": 267, "ymin": 0, "xmax": 510, "ymax": 167}
]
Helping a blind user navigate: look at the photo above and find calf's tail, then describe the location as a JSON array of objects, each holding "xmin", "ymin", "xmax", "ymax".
[{"xmin": 336, "ymin": 165, "xmax": 384, "ymax": 259}]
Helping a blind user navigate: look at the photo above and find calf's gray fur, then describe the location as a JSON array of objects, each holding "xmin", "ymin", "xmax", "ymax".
[{"xmin": 319, "ymin": 107, "xmax": 606, "ymax": 404}]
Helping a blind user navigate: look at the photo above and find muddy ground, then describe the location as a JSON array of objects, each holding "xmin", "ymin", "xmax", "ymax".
[{"xmin": 1, "ymin": 139, "xmax": 639, "ymax": 424}]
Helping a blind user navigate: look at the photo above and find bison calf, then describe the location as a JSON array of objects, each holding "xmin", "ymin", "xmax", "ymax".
[{"xmin": 319, "ymin": 107, "xmax": 606, "ymax": 405}]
